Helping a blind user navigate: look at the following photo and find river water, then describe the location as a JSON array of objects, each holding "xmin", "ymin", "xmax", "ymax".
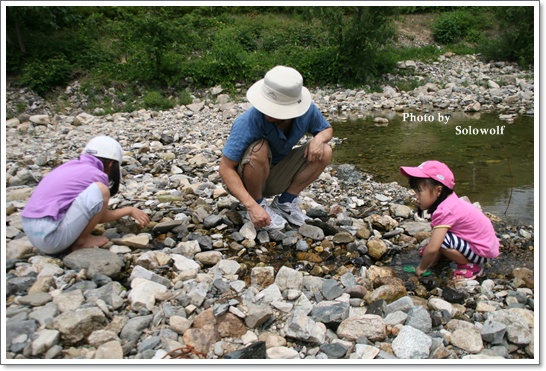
[{"xmin": 331, "ymin": 110, "xmax": 536, "ymax": 225}]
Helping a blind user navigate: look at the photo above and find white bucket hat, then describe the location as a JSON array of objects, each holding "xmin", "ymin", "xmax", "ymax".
[
  {"xmin": 246, "ymin": 65, "xmax": 312, "ymax": 120},
  {"xmin": 82, "ymin": 136, "xmax": 124, "ymax": 179}
]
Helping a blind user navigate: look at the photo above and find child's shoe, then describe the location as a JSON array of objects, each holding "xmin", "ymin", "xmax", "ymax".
[{"xmin": 453, "ymin": 263, "xmax": 484, "ymax": 280}]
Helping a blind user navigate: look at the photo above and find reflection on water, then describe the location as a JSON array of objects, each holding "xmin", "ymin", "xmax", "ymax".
[
  {"xmin": 487, "ymin": 185, "xmax": 534, "ymax": 225},
  {"xmin": 331, "ymin": 111, "xmax": 535, "ymax": 224}
]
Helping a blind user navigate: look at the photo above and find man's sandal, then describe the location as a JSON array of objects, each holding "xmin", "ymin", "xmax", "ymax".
[{"xmin": 453, "ymin": 264, "xmax": 484, "ymax": 280}]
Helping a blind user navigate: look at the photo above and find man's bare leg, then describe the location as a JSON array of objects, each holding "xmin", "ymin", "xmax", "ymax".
[{"xmin": 241, "ymin": 139, "xmax": 270, "ymax": 200}]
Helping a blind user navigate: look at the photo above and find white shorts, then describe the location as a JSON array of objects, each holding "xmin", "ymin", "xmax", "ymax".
[{"xmin": 22, "ymin": 183, "xmax": 104, "ymax": 254}]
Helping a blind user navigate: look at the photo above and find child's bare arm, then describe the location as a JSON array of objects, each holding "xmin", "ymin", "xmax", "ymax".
[
  {"xmin": 417, "ymin": 227, "xmax": 448, "ymax": 275},
  {"xmin": 101, "ymin": 206, "xmax": 150, "ymax": 227}
]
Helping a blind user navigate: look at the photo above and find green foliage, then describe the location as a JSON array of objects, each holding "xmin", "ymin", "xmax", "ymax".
[
  {"xmin": 390, "ymin": 45, "xmax": 442, "ymax": 63},
  {"xmin": 178, "ymin": 12, "xmax": 335, "ymax": 88},
  {"xmin": 76, "ymin": 79, "xmax": 143, "ymax": 115},
  {"xmin": 464, "ymin": 29, "xmax": 483, "ymax": 44},
  {"xmin": 178, "ymin": 90, "xmax": 193, "ymax": 106},
  {"xmin": 16, "ymin": 102, "xmax": 27, "ymax": 114},
  {"xmin": 19, "ymin": 55, "xmax": 72, "ymax": 95},
  {"xmin": 6, "ymin": 6, "xmax": 84, "ymax": 74},
  {"xmin": 396, "ymin": 6, "xmax": 437, "ymax": 14},
  {"xmin": 388, "ymin": 76, "xmax": 427, "ymax": 93},
  {"xmin": 309, "ymin": 7, "xmax": 398, "ymax": 86},
  {"xmin": 446, "ymin": 43, "xmax": 478, "ymax": 56},
  {"xmin": 433, "ymin": 16, "xmax": 461, "ymax": 44},
  {"xmin": 479, "ymin": 6, "xmax": 534, "ymax": 67},
  {"xmin": 5, "ymin": 5, "xmax": 534, "ymax": 104},
  {"xmin": 6, "ymin": 6, "xmax": 83, "ymax": 34},
  {"xmin": 207, "ymin": 28, "xmax": 251, "ymax": 84},
  {"xmin": 143, "ymin": 91, "xmax": 175, "ymax": 111},
  {"xmin": 432, "ymin": 9, "xmax": 483, "ymax": 44}
]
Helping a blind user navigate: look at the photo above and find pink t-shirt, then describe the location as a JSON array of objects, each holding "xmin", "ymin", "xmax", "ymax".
[
  {"xmin": 431, "ymin": 192, "xmax": 500, "ymax": 258},
  {"xmin": 21, "ymin": 155, "xmax": 109, "ymax": 220}
]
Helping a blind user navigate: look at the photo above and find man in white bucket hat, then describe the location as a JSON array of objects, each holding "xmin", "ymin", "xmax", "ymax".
[{"xmin": 220, "ymin": 65, "xmax": 333, "ymax": 230}]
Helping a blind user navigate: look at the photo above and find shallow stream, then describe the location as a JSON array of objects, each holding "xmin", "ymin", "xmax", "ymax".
[{"xmin": 331, "ymin": 110, "xmax": 535, "ymax": 225}]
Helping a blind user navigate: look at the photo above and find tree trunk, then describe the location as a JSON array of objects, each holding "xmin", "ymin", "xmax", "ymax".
[{"xmin": 14, "ymin": 18, "xmax": 27, "ymax": 54}]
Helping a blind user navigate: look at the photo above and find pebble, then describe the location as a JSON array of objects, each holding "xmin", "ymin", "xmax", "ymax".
[{"xmin": 4, "ymin": 53, "xmax": 535, "ymax": 361}]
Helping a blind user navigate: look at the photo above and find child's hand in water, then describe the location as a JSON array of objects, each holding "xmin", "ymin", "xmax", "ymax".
[
  {"xmin": 416, "ymin": 266, "xmax": 431, "ymax": 277},
  {"xmin": 404, "ymin": 266, "xmax": 431, "ymax": 277}
]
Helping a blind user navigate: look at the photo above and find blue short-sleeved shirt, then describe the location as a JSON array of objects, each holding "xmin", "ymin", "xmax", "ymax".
[{"xmin": 222, "ymin": 102, "xmax": 331, "ymax": 164}]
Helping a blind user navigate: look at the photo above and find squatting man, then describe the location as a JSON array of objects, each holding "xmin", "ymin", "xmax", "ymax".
[{"xmin": 219, "ymin": 65, "xmax": 333, "ymax": 230}]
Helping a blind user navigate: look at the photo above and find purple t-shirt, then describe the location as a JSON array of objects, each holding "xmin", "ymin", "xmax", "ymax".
[
  {"xmin": 431, "ymin": 192, "xmax": 500, "ymax": 258},
  {"xmin": 21, "ymin": 155, "xmax": 109, "ymax": 220}
]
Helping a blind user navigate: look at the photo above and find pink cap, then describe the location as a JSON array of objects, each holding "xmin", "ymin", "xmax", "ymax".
[{"xmin": 400, "ymin": 160, "xmax": 455, "ymax": 189}]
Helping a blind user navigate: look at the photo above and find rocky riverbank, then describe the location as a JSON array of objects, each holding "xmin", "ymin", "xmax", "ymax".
[{"xmin": 4, "ymin": 53, "xmax": 535, "ymax": 362}]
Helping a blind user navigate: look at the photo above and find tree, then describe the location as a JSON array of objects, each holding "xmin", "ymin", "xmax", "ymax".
[
  {"xmin": 117, "ymin": 8, "xmax": 181, "ymax": 85},
  {"xmin": 495, "ymin": 6, "xmax": 534, "ymax": 66},
  {"xmin": 306, "ymin": 6, "xmax": 397, "ymax": 85},
  {"xmin": 6, "ymin": 7, "xmax": 32, "ymax": 53},
  {"xmin": 6, "ymin": 6, "xmax": 82, "ymax": 54}
]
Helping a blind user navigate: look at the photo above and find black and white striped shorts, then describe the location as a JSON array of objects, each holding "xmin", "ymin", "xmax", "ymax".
[{"xmin": 442, "ymin": 232, "xmax": 490, "ymax": 265}]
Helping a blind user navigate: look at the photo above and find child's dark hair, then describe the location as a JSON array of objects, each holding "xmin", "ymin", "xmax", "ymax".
[
  {"xmin": 97, "ymin": 157, "xmax": 120, "ymax": 196},
  {"xmin": 409, "ymin": 176, "xmax": 453, "ymax": 215}
]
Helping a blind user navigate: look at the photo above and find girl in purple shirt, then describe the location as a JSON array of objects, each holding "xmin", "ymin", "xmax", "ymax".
[
  {"xmin": 21, "ymin": 136, "xmax": 150, "ymax": 255},
  {"xmin": 400, "ymin": 160, "xmax": 500, "ymax": 280}
]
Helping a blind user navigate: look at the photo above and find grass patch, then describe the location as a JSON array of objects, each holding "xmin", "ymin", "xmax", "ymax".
[
  {"xmin": 390, "ymin": 44, "xmax": 443, "ymax": 63},
  {"xmin": 143, "ymin": 91, "xmax": 176, "ymax": 111}
]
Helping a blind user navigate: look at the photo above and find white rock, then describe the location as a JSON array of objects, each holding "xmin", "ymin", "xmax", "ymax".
[
  {"xmin": 266, "ymin": 346, "xmax": 300, "ymax": 359},
  {"xmin": 128, "ymin": 278, "xmax": 168, "ymax": 311}
]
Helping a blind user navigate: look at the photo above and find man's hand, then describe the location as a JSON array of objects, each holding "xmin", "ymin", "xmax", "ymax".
[
  {"xmin": 247, "ymin": 202, "xmax": 271, "ymax": 228},
  {"xmin": 305, "ymin": 127, "xmax": 333, "ymax": 162},
  {"xmin": 305, "ymin": 137, "xmax": 326, "ymax": 162}
]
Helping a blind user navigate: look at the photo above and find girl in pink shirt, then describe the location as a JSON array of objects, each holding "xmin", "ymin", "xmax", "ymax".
[
  {"xmin": 400, "ymin": 160, "xmax": 500, "ymax": 280},
  {"xmin": 21, "ymin": 136, "xmax": 150, "ymax": 255}
]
